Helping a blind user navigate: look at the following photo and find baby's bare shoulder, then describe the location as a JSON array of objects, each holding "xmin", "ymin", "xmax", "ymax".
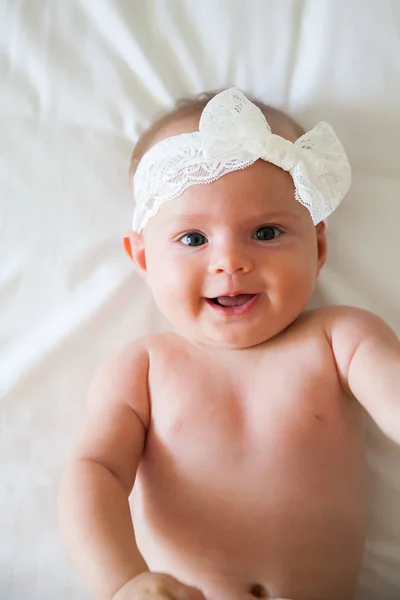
[
  {"xmin": 301, "ymin": 305, "xmax": 394, "ymax": 367},
  {"xmin": 87, "ymin": 337, "xmax": 152, "ymax": 420},
  {"xmin": 97, "ymin": 332, "xmax": 184, "ymax": 385},
  {"xmin": 288, "ymin": 305, "xmax": 391, "ymax": 357},
  {"xmin": 100, "ymin": 332, "xmax": 177, "ymax": 372},
  {"xmin": 306, "ymin": 305, "xmax": 389, "ymax": 339},
  {"xmin": 146, "ymin": 331, "xmax": 195, "ymax": 360},
  {"xmin": 298, "ymin": 305, "xmax": 383, "ymax": 333}
]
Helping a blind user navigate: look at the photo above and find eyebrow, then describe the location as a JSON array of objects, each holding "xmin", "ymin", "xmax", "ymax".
[{"xmin": 254, "ymin": 211, "xmax": 302, "ymax": 222}]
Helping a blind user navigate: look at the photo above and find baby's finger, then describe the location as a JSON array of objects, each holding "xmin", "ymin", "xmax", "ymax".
[
  {"xmin": 164, "ymin": 577, "xmax": 206, "ymax": 600},
  {"xmin": 182, "ymin": 584, "xmax": 206, "ymax": 600}
]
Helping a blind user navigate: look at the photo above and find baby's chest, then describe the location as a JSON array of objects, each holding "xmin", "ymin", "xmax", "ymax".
[{"xmin": 146, "ymin": 352, "xmax": 356, "ymax": 468}]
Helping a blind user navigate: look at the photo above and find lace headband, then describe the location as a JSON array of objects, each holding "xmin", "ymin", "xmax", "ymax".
[{"xmin": 132, "ymin": 88, "xmax": 351, "ymax": 232}]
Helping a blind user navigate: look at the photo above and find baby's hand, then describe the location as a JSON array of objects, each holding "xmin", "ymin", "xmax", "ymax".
[{"xmin": 112, "ymin": 572, "xmax": 206, "ymax": 600}]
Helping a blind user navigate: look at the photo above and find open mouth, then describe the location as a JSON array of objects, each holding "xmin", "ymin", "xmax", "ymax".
[
  {"xmin": 205, "ymin": 293, "xmax": 259, "ymax": 315},
  {"xmin": 209, "ymin": 294, "xmax": 256, "ymax": 307}
]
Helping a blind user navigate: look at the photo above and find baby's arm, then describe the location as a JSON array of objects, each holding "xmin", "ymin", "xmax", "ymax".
[
  {"xmin": 58, "ymin": 341, "xmax": 150, "ymax": 600},
  {"xmin": 329, "ymin": 307, "xmax": 400, "ymax": 443}
]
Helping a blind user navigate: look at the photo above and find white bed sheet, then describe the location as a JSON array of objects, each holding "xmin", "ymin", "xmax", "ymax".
[{"xmin": 1, "ymin": 0, "xmax": 400, "ymax": 598}]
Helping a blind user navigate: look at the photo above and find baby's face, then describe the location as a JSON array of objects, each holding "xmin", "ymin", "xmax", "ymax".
[{"xmin": 131, "ymin": 118, "xmax": 326, "ymax": 350}]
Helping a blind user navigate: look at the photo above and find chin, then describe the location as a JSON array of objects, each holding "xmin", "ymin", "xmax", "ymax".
[
  {"xmin": 199, "ymin": 311, "xmax": 304, "ymax": 349},
  {"xmin": 168, "ymin": 303, "xmax": 306, "ymax": 350},
  {"xmin": 202, "ymin": 328, "xmax": 275, "ymax": 350}
]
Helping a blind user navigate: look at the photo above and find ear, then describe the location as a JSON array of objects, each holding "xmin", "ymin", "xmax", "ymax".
[
  {"xmin": 123, "ymin": 231, "xmax": 147, "ymax": 277},
  {"xmin": 315, "ymin": 221, "xmax": 327, "ymax": 276}
]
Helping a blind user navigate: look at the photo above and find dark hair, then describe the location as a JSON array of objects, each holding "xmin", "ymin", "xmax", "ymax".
[{"xmin": 129, "ymin": 88, "xmax": 305, "ymax": 178}]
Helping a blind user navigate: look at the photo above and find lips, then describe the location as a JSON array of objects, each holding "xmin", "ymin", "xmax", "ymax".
[
  {"xmin": 205, "ymin": 293, "xmax": 260, "ymax": 316},
  {"xmin": 211, "ymin": 294, "xmax": 255, "ymax": 307}
]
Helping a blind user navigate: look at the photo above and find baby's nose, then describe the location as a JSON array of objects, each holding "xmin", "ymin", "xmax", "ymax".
[{"xmin": 208, "ymin": 246, "xmax": 253, "ymax": 275}]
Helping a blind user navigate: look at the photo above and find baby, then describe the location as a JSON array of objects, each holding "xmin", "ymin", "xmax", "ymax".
[{"xmin": 59, "ymin": 89, "xmax": 400, "ymax": 600}]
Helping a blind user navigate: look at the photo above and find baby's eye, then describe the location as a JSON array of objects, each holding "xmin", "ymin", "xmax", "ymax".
[
  {"xmin": 253, "ymin": 225, "xmax": 281, "ymax": 241},
  {"xmin": 179, "ymin": 232, "xmax": 208, "ymax": 247}
]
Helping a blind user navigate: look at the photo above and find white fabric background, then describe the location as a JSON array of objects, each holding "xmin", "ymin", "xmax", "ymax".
[{"xmin": 1, "ymin": 1, "xmax": 400, "ymax": 598}]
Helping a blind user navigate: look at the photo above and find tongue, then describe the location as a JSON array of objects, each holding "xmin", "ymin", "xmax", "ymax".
[{"xmin": 217, "ymin": 294, "xmax": 254, "ymax": 307}]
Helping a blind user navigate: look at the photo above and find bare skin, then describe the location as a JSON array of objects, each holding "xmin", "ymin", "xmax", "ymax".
[
  {"xmin": 58, "ymin": 113, "xmax": 400, "ymax": 600},
  {"xmin": 132, "ymin": 311, "xmax": 367, "ymax": 600}
]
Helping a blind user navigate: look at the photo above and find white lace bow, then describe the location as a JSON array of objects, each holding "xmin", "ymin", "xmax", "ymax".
[{"xmin": 132, "ymin": 88, "xmax": 351, "ymax": 232}]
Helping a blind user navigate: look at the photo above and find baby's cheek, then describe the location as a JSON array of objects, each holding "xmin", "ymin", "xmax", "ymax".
[
  {"xmin": 275, "ymin": 253, "xmax": 315, "ymax": 294},
  {"xmin": 150, "ymin": 263, "xmax": 191, "ymax": 309},
  {"xmin": 290, "ymin": 260, "xmax": 318, "ymax": 297}
]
